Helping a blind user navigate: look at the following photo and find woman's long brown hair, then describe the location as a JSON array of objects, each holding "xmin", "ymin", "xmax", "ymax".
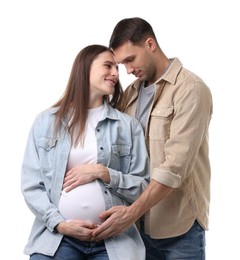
[{"xmin": 52, "ymin": 44, "xmax": 123, "ymax": 146}]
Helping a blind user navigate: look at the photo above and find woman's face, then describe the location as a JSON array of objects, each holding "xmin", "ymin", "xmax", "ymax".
[{"xmin": 89, "ymin": 51, "xmax": 119, "ymax": 104}]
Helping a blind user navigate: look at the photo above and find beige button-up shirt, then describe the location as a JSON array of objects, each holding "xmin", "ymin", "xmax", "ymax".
[{"xmin": 121, "ymin": 58, "xmax": 213, "ymax": 238}]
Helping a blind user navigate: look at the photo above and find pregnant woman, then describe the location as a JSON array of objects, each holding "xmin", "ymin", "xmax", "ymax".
[{"xmin": 21, "ymin": 44, "xmax": 149, "ymax": 260}]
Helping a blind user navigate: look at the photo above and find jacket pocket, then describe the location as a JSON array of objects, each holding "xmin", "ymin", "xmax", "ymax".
[
  {"xmin": 149, "ymin": 106, "xmax": 173, "ymax": 141},
  {"xmin": 111, "ymin": 144, "xmax": 131, "ymax": 174},
  {"xmin": 37, "ymin": 137, "xmax": 58, "ymax": 172}
]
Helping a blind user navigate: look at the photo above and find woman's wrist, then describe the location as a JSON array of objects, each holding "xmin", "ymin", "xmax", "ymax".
[{"xmin": 96, "ymin": 164, "xmax": 110, "ymax": 183}]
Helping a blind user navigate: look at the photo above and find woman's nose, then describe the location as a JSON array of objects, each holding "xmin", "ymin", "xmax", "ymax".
[{"xmin": 112, "ymin": 67, "xmax": 119, "ymax": 77}]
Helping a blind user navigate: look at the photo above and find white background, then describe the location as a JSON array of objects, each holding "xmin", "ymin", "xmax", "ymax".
[{"xmin": 0, "ymin": 0, "xmax": 239, "ymax": 259}]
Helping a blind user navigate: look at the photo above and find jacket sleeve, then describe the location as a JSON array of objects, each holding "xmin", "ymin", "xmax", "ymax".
[
  {"xmin": 21, "ymin": 114, "xmax": 64, "ymax": 232},
  {"xmin": 151, "ymin": 81, "xmax": 213, "ymax": 187},
  {"xmin": 106, "ymin": 118, "xmax": 150, "ymax": 204}
]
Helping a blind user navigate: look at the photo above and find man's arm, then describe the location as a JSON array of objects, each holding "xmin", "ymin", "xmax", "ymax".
[{"xmin": 92, "ymin": 179, "xmax": 172, "ymax": 240}]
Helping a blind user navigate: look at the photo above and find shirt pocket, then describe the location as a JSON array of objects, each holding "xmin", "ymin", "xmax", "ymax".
[
  {"xmin": 111, "ymin": 144, "xmax": 131, "ymax": 174},
  {"xmin": 149, "ymin": 106, "xmax": 173, "ymax": 141},
  {"xmin": 36, "ymin": 137, "xmax": 58, "ymax": 173}
]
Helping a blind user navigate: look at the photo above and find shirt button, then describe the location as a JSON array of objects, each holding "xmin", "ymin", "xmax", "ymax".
[
  {"xmin": 97, "ymin": 128, "xmax": 100, "ymax": 132},
  {"xmin": 100, "ymin": 147, "xmax": 104, "ymax": 150}
]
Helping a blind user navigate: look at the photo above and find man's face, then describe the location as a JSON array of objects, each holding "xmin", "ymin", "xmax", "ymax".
[{"xmin": 113, "ymin": 40, "xmax": 155, "ymax": 83}]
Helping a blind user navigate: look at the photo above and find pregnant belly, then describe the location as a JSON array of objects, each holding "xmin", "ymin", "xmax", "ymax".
[{"xmin": 58, "ymin": 180, "xmax": 105, "ymax": 225}]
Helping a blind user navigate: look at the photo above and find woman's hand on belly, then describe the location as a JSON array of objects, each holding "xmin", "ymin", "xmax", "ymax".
[
  {"xmin": 63, "ymin": 164, "xmax": 110, "ymax": 192},
  {"xmin": 55, "ymin": 219, "xmax": 98, "ymax": 241}
]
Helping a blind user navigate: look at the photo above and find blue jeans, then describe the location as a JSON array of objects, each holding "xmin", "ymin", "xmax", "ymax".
[
  {"xmin": 140, "ymin": 220, "xmax": 205, "ymax": 260},
  {"xmin": 30, "ymin": 236, "xmax": 109, "ymax": 260}
]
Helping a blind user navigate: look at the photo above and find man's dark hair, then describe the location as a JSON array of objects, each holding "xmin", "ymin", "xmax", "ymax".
[{"xmin": 109, "ymin": 17, "xmax": 157, "ymax": 49}]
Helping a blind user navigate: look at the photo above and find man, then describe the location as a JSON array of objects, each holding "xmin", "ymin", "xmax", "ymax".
[{"xmin": 93, "ymin": 17, "xmax": 213, "ymax": 260}]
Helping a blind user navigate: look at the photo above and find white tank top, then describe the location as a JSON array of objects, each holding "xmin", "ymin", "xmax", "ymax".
[{"xmin": 58, "ymin": 105, "xmax": 105, "ymax": 225}]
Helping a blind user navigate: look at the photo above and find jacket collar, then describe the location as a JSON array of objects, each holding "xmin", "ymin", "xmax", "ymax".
[
  {"xmin": 103, "ymin": 101, "xmax": 120, "ymax": 121},
  {"xmin": 156, "ymin": 57, "xmax": 183, "ymax": 86}
]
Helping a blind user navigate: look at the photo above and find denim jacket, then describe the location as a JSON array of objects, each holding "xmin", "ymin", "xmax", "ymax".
[{"xmin": 21, "ymin": 102, "xmax": 149, "ymax": 260}]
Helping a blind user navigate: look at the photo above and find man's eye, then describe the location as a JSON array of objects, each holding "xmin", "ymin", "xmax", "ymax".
[{"xmin": 126, "ymin": 57, "xmax": 134, "ymax": 63}]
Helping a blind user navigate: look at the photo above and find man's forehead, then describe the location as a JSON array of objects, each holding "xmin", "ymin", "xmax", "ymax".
[{"xmin": 113, "ymin": 42, "xmax": 136, "ymax": 64}]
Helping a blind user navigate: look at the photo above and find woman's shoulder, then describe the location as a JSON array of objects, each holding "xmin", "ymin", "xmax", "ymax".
[
  {"xmin": 35, "ymin": 107, "xmax": 58, "ymax": 119},
  {"xmin": 31, "ymin": 107, "xmax": 59, "ymax": 129},
  {"xmin": 111, "ymin": 106, "xmax": 142, "ymax": 127},
  {"xmin": 108, "ymin": 105, "xmax": 132, "ymax": 119}
]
